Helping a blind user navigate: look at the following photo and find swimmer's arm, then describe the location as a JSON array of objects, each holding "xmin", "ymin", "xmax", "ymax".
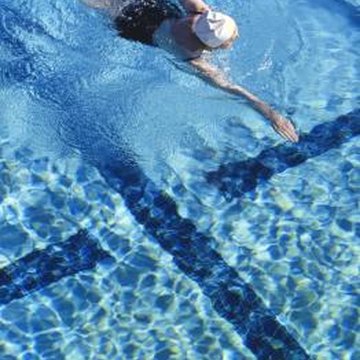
[
  {"xmin": 189, "ymin": 58, "xmax": 299, "ymax": 142},
  {"xmin": 180, "ymin": 0, "xmax": 210, "ymax": 13}
]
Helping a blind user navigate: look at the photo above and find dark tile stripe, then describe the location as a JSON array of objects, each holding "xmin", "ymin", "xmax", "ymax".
[
  {"xmin": 0, "ymin": 230, "xmax": 110, "ymax": 305},
  {"xmin": 3, "ymin": 110, "xmax": 356, "ymax": 356},
  {"xmin": 99, "ymin": 162, "xmax": 311, "ymax": 360},
  {"xmin": 96, "ymin": 110, "xmax": 359, "ymax": 358},
  {"xmin": 206, "ymin": 109, "xmax": 360, "ymax": 201}
]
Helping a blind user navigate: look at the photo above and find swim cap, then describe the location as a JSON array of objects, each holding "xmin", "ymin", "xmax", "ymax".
[{"xmin": 192, "ymin": 11, "xmax": 238, "ymax": 48}]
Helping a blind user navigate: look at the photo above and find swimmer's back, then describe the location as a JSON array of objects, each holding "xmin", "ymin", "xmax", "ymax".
[{"xmin": 113, "ymin": 0, "xmax": 184, "ymax": 45}]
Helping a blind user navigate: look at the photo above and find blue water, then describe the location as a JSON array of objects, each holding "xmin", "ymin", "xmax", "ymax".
[{"xmin": 0, "ymin": 0, "xmax": 359, "ymax": 359}]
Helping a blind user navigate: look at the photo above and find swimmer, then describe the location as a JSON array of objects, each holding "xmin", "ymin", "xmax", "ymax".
[{"xmin": 81, "ymin": 0, "xmax": 299, "ymax": 142}]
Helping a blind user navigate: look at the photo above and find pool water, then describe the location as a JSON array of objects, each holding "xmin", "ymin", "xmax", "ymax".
[{"xmin": 0, "ymin": 0, "xmax": 359, "ymax": 359}]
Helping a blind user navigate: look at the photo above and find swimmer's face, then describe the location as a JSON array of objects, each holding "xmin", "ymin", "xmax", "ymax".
[{"xmin": 219, "ymin": 29, "xmax": 239, "ymax": 49}]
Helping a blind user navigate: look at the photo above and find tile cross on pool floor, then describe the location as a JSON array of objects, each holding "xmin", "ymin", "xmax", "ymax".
[{"xmin": 2, "ymin": 110, "xmax": 359, "ymax": 358}]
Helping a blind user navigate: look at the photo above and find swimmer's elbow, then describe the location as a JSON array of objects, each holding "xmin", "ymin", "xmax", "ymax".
[{"xmin": 190, "ymin": 58, "xmax": 228, "ymax": 86}]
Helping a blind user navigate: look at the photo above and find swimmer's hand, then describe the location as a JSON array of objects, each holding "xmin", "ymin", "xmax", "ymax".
[
  {"xmin": 268, "ymin": 111, "xmax": 299, "ymax": 143},
  {"xmin": 189, "ymin": 58, "xmax": 299, "ymax": 142}
]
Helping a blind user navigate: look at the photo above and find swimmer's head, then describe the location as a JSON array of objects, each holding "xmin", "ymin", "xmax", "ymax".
[{"xmin": 192, "ymin": 11, "xmax": 239, "ymax": 49}]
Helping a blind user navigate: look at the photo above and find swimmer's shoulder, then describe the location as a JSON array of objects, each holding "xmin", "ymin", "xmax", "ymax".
[
  {"xmin": 171, "ymin": 17, "xmax": 205, "ymax": 59},
  {"xmin": 154, "ymin": 18, "xmax": 203, "ymax": 61}
]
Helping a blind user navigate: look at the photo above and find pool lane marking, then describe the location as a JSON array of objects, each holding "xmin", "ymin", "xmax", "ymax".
[
  {"xmin": 98, "ymin": 161, "xmax": 311, "ymax": 360},
  {"xmin": 0, "ymin": 230, "xmax": 111, "ymax": 305},
  {"xmin": 206, "ymin": 108, "xmax": 360, "ymax": 201},
  {"xmin": 6, "ymin": 108, "xmax": 358, "ymax": 357}
]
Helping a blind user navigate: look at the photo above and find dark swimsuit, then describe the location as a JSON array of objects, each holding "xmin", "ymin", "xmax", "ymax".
[{"xmin": 114, "ymin": 0, "xmax": 184, "ymax": 46}]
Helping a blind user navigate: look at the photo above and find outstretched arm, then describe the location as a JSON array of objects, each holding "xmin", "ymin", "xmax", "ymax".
[
  {"xmin": 180, "ymin": 0, "xmax": 210, "ymax": 13},
  {"xmin": 190, "ymin": 58, "xmax": 299, "ymax": 142}
]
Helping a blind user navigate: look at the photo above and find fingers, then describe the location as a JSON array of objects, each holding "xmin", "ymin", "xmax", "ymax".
[
  {"xmin": 272, "ymin": 117, "xmax": 299, "ymax": 143},
  {"xmin": 279, "ymin": 122, "xmax": 299, "ymax": 143}
]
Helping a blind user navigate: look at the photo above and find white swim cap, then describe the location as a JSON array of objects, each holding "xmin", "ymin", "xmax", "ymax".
[{"xmin": 192, "ymin": 11, "xmax": 238, "ymax": 48}]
